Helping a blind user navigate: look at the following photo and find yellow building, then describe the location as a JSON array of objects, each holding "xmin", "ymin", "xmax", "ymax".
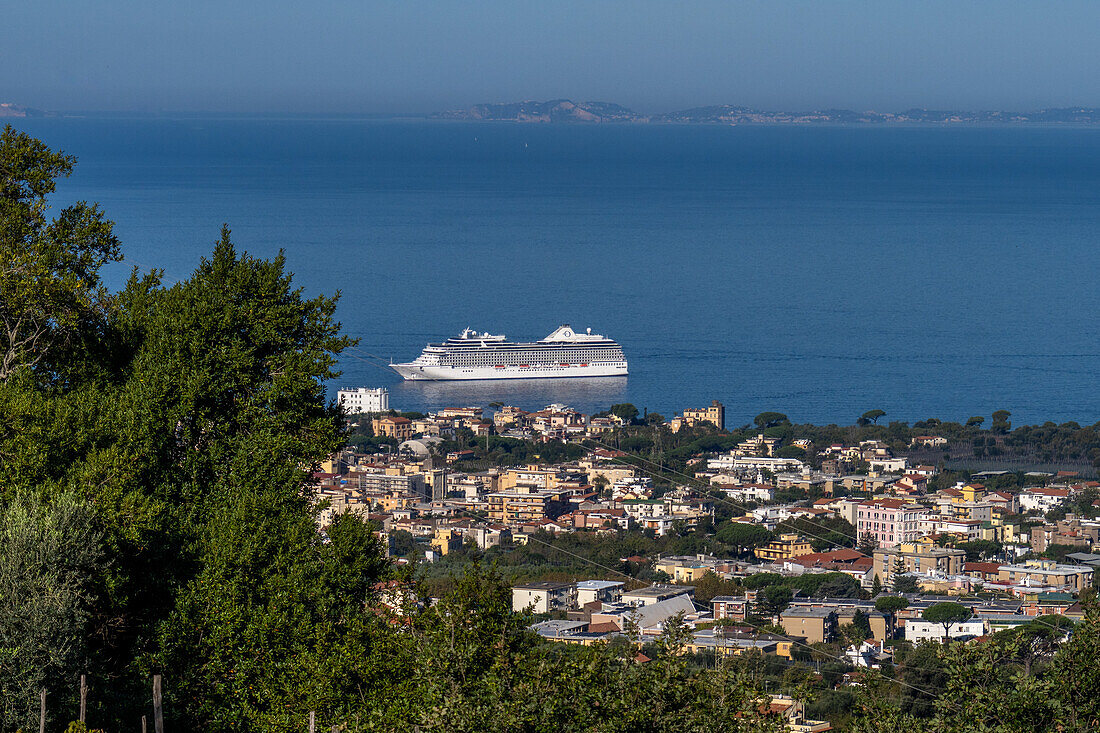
[
  {"xmin": 499, "ymin": 466, "xmax": 558, "ymax": 491},
  {"xmin": 653, "ymin": 558, "xmax": 713, "ymax": 583},
  {"xmin": 372, "ymin": 416, "xmax": 414, "ymax": 441},
  {"xmin": 872, "ymin": 543, "xmax": 966, "ymax": 583},
  {"xmin": 755, "ymin": 534, "xmax": 814, "ymax": 561},
  {"xmin": 487, "ymin": 489, "xmax": 562, "ymax": 523},
  {"xmin": 430, "ymin": 527, "xmax": 464, "ymax": 555},
  {"xmin": 671, "ymin": 400, "xmax": 725, "ymax": 432}
]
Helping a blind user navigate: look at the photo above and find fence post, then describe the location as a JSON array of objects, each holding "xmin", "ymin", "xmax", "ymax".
[
  {"xmin": 80, "ymin": 674, "xmax": 88, "ymax": 724},
  {"xmin": 142, "ymin": 714, "xmax": 147, "ymax": 733},
  {"xmin": 309, "ymin": 710, "xmax": 316, "ymax": 733},
  {"xmin": 153, "ymin": 675, "xmax": 164, "ymax": 733},
  {"xmin": 39, "ymin": 688, "xmax": 46, "ymax": 733}
]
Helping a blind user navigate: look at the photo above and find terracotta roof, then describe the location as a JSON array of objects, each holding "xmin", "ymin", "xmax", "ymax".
[
  {"xmin": 789, "ymin": 548, "xmax": 869, "ymax": 567},
  {"xmin": 964, "ymin": 562, "xmax": 1002, "ymax": 574},
  {"xmin": 861, "ymin": 498, "xmax": 910, "ymax": 509}
]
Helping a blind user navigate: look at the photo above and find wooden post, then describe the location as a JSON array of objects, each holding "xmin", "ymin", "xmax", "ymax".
[
  {"xmin": 80, "ymin": 674, "xmax": 88, "ymax": 723},
  {"xmin": 152, "ymin": 675, "xmax": 164, "ymax": 733},
  {"xmin": 142, "ymin": 714, "xmax": 147, "ymax": 733},
  {"xmin": 308, "ymin": 710, "xmax": 316, "ymax": 733},
  {"xmin": 39, "ymin": 688, "xmax": 46, "ymax": 733}
]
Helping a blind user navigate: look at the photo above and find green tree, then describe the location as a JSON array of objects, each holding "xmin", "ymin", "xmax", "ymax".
[
  {"xmin": 774, "ymin": 445, "xmax": 805, "ymax": 459},
  {"xmin": 756, "ymin": 585, "xmax": 793, "ymax": 616},
  {"xmin": 842, "ymin": 609, "xmax": 874, "ymax": 645},
  {"xmin": 874, "ymin": 596, "xmax": 909, "ymax": 615},
  {"xmin": 957, "ymin": 539, "xmax": 1002, "ymax": 562},
  {"xmin": 742, "ymin": 572, "xmax": 784, "ymax": 590},
  {"xmin": 932, "ymin": 634, "xmax": 1055, "ymax": 733},
  {"xmin": 609, "ymin": 403, "xmax": 639, "ymax": 423},
  {"xmin": 1010, "ymin": 614, "xmax": 1075, "ymax": 675},
  {"xmin": 871, "ymin": 574, "xmax": 883, "ymax": 596},
  {"xmin": 776, "ymin": 516, "xmax": 857, "ymax": 551},
  {"xmin": 893, "ymin": 575, "xmax": 919, "ymax": 594},
  {"xmin": 858, "ymin": 533, "xmax": 880, "ymax": 556},
  {"xmin": 965, "ymin": 416, "xmax": 985, "ymax": 428},
  {"xmin": 715, "ymin": 522, "xmax": 773, "ymax": 555},
  {"xmin": 922, "ymin": 602, "xmax": 972, "ymax": 642},
  {"xmin": 991, "ymin": 409, "xmax": 1012, "ymax": 434},
  {"xmin": 875, "ymin": 596, "xmax": 908, "ymax": 638},
  {"xmin": 859, "ymin": 409, "xmax": 887, "ymax": 426},
  {"xmin": 0, "ymin": 492, "xmax": 103, "ymax": 730},
  {"xmin": 753, "ymin": 412, "xmax": 789, "ymax": 429},
  {"xmin": 0, "ymin": 125, "xmax": 121, "ymax": 382},
  {"xmin": 1048, "ymin": 606, "xmax": 1100, "ymax": 730}
]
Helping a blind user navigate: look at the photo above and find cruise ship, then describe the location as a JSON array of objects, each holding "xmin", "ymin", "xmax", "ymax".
[{"xmin": 390, "ymin": 325, "xmax": 628, "ymax": 381}]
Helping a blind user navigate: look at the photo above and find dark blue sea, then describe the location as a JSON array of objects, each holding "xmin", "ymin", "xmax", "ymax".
[{"xmin": 12, "ymin": 117, "xmax": 1100, "ymax": 426}]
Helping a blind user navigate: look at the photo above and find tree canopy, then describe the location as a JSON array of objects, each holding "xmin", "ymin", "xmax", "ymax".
[
  {"xmin": 859, "ymin": 409, "xmax": 887, "ymax": 426},
  {"xmin": 753, "ymin": 411, "xmax": 789, "ymax": 429},
  {"xmin": 922, "ymin": 602, "xmax": 972, "ymax": 639},
  {"xmin": 875, "ymin": 596, "xmax": 909, "ymax": 614},
  {"xmin": 715, "ymin": 521, "xmax": 773, "ymax": 553},
  {"xmin": 0, "ymin": 124, "xmax": 121, "ymax": 382}
]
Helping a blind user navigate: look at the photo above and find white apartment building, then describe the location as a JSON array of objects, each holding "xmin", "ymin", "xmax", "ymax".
[
  {"xmin": 1018, "ymin": 487, "xmax": 1072, "ymax": 514},
  {"xmin": 905, "ymin": 619, "xmax": 986, "ymax": 643},
  {"xmin": 512, "ymin": 582, "xmax": 577, "ymax": 614},
  {"xmin": 337, "ymin": 386, "xmax": 389, "ymax": 414},
  {"xmin": 706, "ymin": 454, "xmax": 805, "ymax": 473}
]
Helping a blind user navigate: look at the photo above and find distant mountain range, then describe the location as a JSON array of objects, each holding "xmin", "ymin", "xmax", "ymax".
[
  {"xmin": 436, "ymin": 99, "xmax": 1100, "ymax": 125},
  {"xmin": 434, "ymin": 99, "xmax": 639, "ymax": 123},
  {"xmin": 0, "ymin": 103, "xmax": 51, "ymax": 118}
]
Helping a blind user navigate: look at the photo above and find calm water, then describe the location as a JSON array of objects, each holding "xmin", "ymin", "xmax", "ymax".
[{"xmin": 12, "ymin": 117, "xmax": 1100, "ymax": 426}]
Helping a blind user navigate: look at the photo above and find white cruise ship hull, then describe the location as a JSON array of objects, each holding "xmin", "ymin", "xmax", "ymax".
[{"xmin": 391, "ymin": 362, "xmax": 628, "ymax": 381}]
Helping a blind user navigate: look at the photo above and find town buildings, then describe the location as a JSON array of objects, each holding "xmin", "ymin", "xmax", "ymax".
[{"xmin": 996, "ymin": 559, "xmax": 1094, "ymax": 593}]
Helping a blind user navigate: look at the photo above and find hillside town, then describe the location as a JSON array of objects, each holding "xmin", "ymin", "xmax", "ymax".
[{"xmin": 321, "ymin": 389, "xmax": 1100, "ymax": 714}]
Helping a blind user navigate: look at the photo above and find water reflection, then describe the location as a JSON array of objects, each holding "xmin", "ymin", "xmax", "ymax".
[{"xmin": 392, "ymin": 377, "xmax": 628, "ymax": 412}]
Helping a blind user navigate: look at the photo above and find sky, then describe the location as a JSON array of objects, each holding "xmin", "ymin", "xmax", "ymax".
[{"xmin": 4, "ymin": 1, "xmax": 1100, "ymax": 114}]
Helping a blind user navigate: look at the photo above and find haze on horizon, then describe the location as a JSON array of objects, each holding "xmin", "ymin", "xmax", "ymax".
[{"xmin": 4, "ymin": 0, "xmax": 1100, "ymax": 115}]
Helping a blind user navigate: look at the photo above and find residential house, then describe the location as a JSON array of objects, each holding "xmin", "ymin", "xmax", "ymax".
[
  {"xmin": 671, "ymin": 400, "xmax": 725, "ymax": 432},
  {"xmin": 963, "ymin": 562, "xmax": 1003, "ymax": 582},
  {"xmin": 779, "ymin": 608, "xmax": 837, "ymax": 644},
  {"xmin": 755, "ymin": 534, "xmax": 815, "ymax": 562},
  {"xmin": 1018, "ymin": 487, "xmax": 1072, "ymax": 514},
  {"xmin": 905, "ymin": 618, "xmax": 986, "ymax": 643},
  {"xmin": 767, "ymin": 696, "xmax": 833, "ymax": 732},
  {"xmin": 711, "ymin": 595, "xmax": 750, "ymax": 621},
  {"xmin": 872, "ymin": 544, "xmax": 966, "ymax": 586},
  {"xmin": 372, "ymin": 416, "xmax": 414, "ymax": 441},
  {"xmin": 512, "ymin": 582, "xmax": 577, "ymax": 614},
  {"xmin": 487, "ymin": 489, "xmax": 565, "ymax": 524},
  {"xmin": 576, "ymin": 580, "xmax": 624, "ymax": 606},
  {"xmin": 621, "ymin": 585, "xmax": 694, "ymax": 607}
]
